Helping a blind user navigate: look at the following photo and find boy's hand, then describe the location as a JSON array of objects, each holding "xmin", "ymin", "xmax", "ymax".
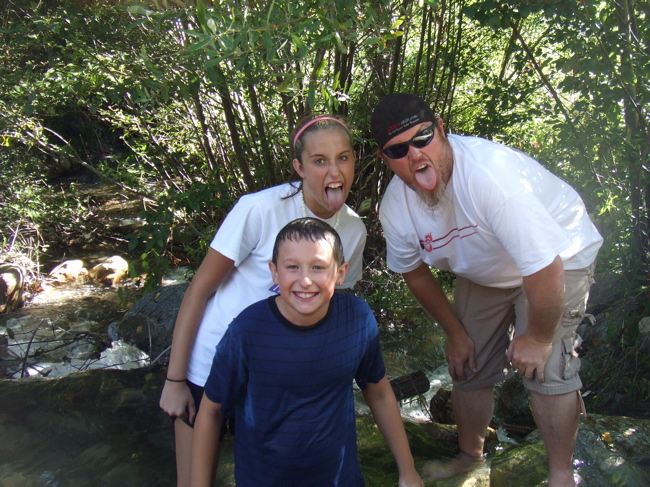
[{"xmin": 399, "ymin": 468, "xmax": 425, "ymax": 487}]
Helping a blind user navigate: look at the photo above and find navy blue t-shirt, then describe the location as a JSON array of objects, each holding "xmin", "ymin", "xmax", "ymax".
[{"xmin": 204, "ymin": 292, "xmax": 386, "ymax": 486}]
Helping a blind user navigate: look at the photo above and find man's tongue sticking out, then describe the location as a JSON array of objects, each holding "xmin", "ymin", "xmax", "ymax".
[
  {"xmin": 414, "ymin": 165, "xmax": 437, "ymax": 192},
  {"xmin": 325, "ymin": 184, "xmax": 345, "ymax": 212}
]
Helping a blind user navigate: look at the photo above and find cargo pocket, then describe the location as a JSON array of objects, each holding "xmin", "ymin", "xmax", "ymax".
[{"xmin": 561, "ymin": 333, "xmax": 583, "ymax": 380}]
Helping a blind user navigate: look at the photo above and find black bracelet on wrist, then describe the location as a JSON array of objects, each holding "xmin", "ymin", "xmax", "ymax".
[{"xmin": 166, "ymin": 377, "xmax": 186, "ymax": 383}]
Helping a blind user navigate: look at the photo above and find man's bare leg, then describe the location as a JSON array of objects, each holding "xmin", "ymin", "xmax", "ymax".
[
  {"xmin": 530, "ymin": 390, "xmax": 580, "ymax": 487},
  {"xmin": 421, "ymin": 386, "xmax": 493, "ymax": 481},
  {"xmin": 453, "ymin": 386, "xmax": 494, "ymax": 459}
]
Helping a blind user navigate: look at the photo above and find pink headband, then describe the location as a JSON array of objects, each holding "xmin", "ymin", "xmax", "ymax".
[{"xmin": 292, "ymin": 116, "xmax": 349, "ymax": 149}]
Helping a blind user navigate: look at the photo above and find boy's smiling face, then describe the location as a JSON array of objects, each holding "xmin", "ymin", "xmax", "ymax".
[{"xmin": 269, "ymin": 236, "xmax": 348, "ymax": 327}]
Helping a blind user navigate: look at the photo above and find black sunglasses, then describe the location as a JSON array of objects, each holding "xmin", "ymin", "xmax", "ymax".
[{"xmin": 381, "ymin": 126, "xmax": 435, "ymax": 159}]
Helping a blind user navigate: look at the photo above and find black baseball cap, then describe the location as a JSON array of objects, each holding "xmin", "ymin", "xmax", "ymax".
[{"xmin": 371, "ymin": 93, "xmax": 436, "ymax": 149}]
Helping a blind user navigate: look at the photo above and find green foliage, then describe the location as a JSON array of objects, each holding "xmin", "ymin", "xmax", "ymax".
[
  {"xmin": 0, "ymin": 158, "xmax": 86, "ymax": 278},
  {"xmin": 1, "ymin": 0, "xmax": 648, "ymax": 301},
  {"xmin": 126, "ymin": 180, "xmax": 233, "ymax": 291},
  {"xmin": 359, "ymin": 264, "xmax": 416, "ymax": 318},
  {"xmin": 462, "ymin": 0, "xmax": 649, "ymax": 278}
]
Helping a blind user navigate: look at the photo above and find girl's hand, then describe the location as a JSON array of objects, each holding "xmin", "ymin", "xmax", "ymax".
[{"xmin": 159, "ymin": 380, "xmax": 197, "ymax": 424}]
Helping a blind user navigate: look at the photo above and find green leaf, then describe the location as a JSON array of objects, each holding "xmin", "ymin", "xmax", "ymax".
[
  {"xmin": 207, "ymin": 18, "xmax": 217, "ymax": 35},
  {"xmin": 234, "ymin": 55, "xmax": 249, "ymax": 71},
  {"xmin": 291, "ymin": 34, "xmax": 307, "ymax": 57},
  {"xmin": 218, "ymin": 36, "xmax": 234, "ymax": 52},
  {"xmin": 143, "ymin": 59, "xmax": 165, "ymax": 82},
  {"xmin": 318, "ymin": 15, "xmax": 334, "ymax": 31},
  {"xmin": 125, "ymin": 18, "xmax": 148, "ymax": 31},
  {"xmin": 204, "ymin": 56, "xmax": 226, "ymax": 68},
  {"xmin": 195, "ymin": 0, "xmax": 207, "ymax": 29},
  {"xmin": 363, "ymin": 36, "xmax": 381, "ymax": 46},
  {"xmin": 205, "ymin": 65, "xmax": 227, "ymax": 89},
  {"xmin": 333, "ymin": 32, "xmax": 344, "ymax": 53},
  {"xmin": 262, "ymin": 29, "xmax": 272, "ymax": 50},
  {"xmin": 186, "ymin": 36, "xmax": 214, "ymax": 52},
  {"xmin": 126, "ymin": 5, "xmax": 152, "ymax": 16}
]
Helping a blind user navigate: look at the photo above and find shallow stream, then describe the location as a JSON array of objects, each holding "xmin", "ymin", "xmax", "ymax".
[{"xmin": 0, "ymin": 273, "xmax": 453, "ymax": 486}]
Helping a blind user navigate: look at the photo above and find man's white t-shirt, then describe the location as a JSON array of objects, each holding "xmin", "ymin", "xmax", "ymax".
[
  {"xmin": 379, "ymin": 135, "xmax": 603, "ymax": 288},
  {"xmin": 187, "ymin": 183, "xmax": 367, "ymax": 386}
]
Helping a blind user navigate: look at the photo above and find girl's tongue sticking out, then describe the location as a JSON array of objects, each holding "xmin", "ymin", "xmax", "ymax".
[{"xmin": 325, "ymin": 183, "xmax": 345, "ymax": 211}]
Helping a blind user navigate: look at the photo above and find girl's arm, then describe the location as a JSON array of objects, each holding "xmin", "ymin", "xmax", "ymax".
[
  {"xmin": 363, "ymin": 376, "xmax": 424, "ymax": 487},
  {"xmin": 159, "ymin": 249, "xmax": 235, "ymax": 423}
]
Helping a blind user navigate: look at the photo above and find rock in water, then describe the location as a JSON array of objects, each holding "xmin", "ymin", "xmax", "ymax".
[
  {"xmin": 116, "ymin": 282, "xmax": 189, "ymax": 359},
  {"xmin": 0, "ymin": 264, "xmax": 25, "ymax": 313}
]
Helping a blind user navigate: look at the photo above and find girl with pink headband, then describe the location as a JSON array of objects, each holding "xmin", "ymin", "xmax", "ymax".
[{"xmin": 159, "ymin": 113, "xmax": 367, "ymax": 486}]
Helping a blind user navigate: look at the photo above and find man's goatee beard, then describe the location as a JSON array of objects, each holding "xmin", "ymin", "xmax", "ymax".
[{"xmin": 416, "ymin": 179, "xmax": 451, "ymax": 211}]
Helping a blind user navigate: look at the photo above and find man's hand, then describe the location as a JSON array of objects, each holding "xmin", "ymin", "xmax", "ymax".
[
  {"xmin": 513, "ymin": 255, "xmax": 564, "ymax": 383},
  {"xmin": 445, "ymin": 330, "xmax": 477, "ymax": 381},
  {"xmin": 402, "ymin": 263, "xmax": 476, "ymax": 382},
  {"xmin": 507, "ymin": 333, "xmax": 553, "ymax": 383}
]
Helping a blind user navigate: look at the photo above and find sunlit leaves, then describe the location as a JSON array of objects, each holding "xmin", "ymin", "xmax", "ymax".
[{"xmin": 3, "ymin": 0, "xmax": 648, "ymax": 290}]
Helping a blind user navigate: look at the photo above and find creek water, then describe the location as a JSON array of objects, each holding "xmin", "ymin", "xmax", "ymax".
[
  {"xmin": 0, "ymin": 172, "xmax": 453, "ymax": 484},
  {"xmin": 0, "ymin": 273, "xmax": 452, "ymax": 487},
  {"xmin": 1, "ymin": 279, "xmax": 147, "ymax": 379},
  {"xmin": 5, "ymin": 276, "xmax": 650, "ymax": 487}
]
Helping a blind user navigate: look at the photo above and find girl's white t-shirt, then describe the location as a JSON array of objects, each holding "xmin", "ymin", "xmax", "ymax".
[{"xmin": 187, "ymin": 183, "xmax": 367, "ymax": 386}]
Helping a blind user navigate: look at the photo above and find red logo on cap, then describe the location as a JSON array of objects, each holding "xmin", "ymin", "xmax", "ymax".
[{"xmin": 386, "ymin": 122, "xmax": 401, "ymax": 133}]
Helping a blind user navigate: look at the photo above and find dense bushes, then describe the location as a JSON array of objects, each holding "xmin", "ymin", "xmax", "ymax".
[{"xmin": 1, "ymin": 0, "xmax": 648, "ymax": 414}]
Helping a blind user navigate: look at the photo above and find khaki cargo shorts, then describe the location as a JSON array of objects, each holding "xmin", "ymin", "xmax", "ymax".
[{"xmin": 452, "ymin": 262, "xmax": 596, "ymax": 395}]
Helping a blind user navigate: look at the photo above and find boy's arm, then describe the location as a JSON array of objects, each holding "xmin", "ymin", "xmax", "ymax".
[
  {"xmin": 190, "ymin": 393, "xmax": 223, "ymax": 487},
  {"xmin": 363, "ymin": 377, "xmax": 424, "ymax": 487}
]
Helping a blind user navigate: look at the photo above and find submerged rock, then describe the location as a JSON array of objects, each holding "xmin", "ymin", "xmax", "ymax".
[
  {"xmin": 48, "ymin": 259, "xmax": 88, "ymax": 283},
  {"xmin": 87, "ymin": 255, "xmax": 129, "ymax": 287},
  {"xmin": 0, "ymin": 369, "xmax": 176, "ymax": 486}
]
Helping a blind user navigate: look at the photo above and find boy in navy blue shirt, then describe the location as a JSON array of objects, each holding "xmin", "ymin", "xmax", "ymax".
[{"xmin": 191, "ymin": 218, "xmax": 423, "ymax": 487}]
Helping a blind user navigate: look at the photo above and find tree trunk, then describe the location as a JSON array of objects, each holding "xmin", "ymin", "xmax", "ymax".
[{"xmin": 217, "ymin": 86, "xmax": 255, "ymax": 192}]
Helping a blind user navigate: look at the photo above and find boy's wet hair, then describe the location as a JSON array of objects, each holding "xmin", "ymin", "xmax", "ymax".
[{"xmin": 272, "ymin": 218, "xmax": 345, "ymax": 267}]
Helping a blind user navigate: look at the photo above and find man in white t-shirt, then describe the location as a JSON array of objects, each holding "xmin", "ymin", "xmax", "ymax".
[{"xmin": 372, "ymin": 93, "xmax": 602, "ymax": 487}]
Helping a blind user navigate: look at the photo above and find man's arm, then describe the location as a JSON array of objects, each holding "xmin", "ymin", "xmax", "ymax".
[
  {"xmin": 402, "ymin": 262, "xmax": 476, "ymax": 380},
  {"xmin": 362, "ymin": 377, "xmax": 424, "ymax": 487},
  {"xmin": 507, "ymin": 255, "xmax": 565, "ymax": 383},
  {"xmin": 190, "ymin": 394, "xmax": 223, "ymax": 487}
]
